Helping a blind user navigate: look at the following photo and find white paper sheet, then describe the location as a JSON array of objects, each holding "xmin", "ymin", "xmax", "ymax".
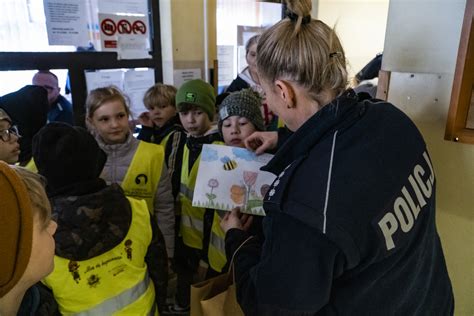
[
  {"xmin": 98, "ymin": 0, "xmax": 148, "ymax": 15},
  {"xmin": 117, "ymin": 34, "xmax": 151, "ymax": 60},
  {"xmin": 217, "ymin": 45, "xmax": 235, "ymax": 87},
  {"xmin": 85, "ymin": 70, "xmax": 124, "ymax": 93},
  {"xmin": 99, "ymin": 13, "xmax": 149, "ymax": 52},
  {"xmin": 43, "ymin": 0, "xmax": 89, "ymax": 46},
  {"xmin": 123, "ymin": 69, "xmax": 155, "ymax": 118},
  {"xmin": 173, "ymin": 69, "xmax": 202, "ymax": 88}
]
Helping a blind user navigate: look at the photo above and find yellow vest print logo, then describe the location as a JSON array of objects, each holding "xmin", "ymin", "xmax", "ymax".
[
  {"xmin": 68, "ymin": 260, "xmax": 81, "ymax": 283},
  {"xmin": 135, "ymin": 174, "xmax": 148, "ymax": 185},
  {"xmin": 87, "ymin": 274, "xmax": 101, "ymax": 288},
  {"xmin": 125, "ymin": 239, "xmax": 133, "ymax": 260}
]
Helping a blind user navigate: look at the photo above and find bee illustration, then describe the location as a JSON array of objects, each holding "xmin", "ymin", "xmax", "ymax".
[{"xmin": 221, "ymin": 156, "xmax": 238, "ymax": 171}]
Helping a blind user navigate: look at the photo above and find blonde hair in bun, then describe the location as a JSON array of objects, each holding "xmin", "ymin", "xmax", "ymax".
[{"xmin": 257, "ymin": 0, "xmax": 348, "ymax": 103}]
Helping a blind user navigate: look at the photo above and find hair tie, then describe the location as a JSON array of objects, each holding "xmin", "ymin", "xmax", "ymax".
[
  {"xmin": 329, "ymin": 52, "xmax": 342, "ymax": 58},
  {"xmin": 287, "ymin": 11, "xmax": 311, "ymax": 25}
]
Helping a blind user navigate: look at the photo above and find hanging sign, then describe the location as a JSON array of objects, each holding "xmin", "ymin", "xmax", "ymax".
[{"xmin": 98, "ymin": 13, "xmax": 149, "ymax": 52}]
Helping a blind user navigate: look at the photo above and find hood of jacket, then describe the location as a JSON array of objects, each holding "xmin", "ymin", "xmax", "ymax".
[{"xmin": 50, "ymin": 183, "xmax": 132, "ymax": 261}]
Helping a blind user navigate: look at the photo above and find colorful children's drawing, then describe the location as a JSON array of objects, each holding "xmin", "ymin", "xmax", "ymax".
[{"xmin": 193, "ymin": 144, "xmax": 276, "ymax": 216}]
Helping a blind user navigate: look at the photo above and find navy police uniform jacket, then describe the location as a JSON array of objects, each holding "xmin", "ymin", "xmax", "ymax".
[{"xmin": 225, "ymin": 90, "xmax": 454, "ymax": 315}]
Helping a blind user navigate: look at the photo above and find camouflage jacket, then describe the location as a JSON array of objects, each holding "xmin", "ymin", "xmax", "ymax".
[{"xmin": 50, "ymin": 181, "xmax": 168, "ymax": 312}]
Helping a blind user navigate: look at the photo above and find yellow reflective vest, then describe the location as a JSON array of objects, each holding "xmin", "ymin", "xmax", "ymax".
[
  {"xmin": 179, "ymin": 141, "xmax": 223, "ymax": 250},
  {"xmin": 43, "ymin": 197, "xmax": 158, "ymax": 315},
  {"xmin": 121, "ymin": 141, "xmax": 164, "ymax": 213},
  {"xmin": 24, "ymin": 158, "xmax": 38, "ymax": 173},
  {"xmin": 208, "ymin": 211, "xmax": 227, "ymax": 272}
]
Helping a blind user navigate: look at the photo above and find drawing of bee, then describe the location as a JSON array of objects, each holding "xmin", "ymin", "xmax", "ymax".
[{"xmin": 221, "ymin": 156, "xmax": 238, "ymax": 171}]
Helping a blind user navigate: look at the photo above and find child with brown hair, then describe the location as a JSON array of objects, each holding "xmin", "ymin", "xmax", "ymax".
[
  {"xmin": 138, "ymin": 83, "xmax": 186, "ymax": 200},
  {"xmin": 170, "ymin": 79, "xmax": 223, "ymax": 313}
]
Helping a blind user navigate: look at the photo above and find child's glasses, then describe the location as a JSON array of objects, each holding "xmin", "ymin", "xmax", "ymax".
[{"xmin": 0, "ymin": 126, "xmax": 21, "ymax": 142}]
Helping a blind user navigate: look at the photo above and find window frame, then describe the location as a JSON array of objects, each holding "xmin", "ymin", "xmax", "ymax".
[{"xmin": 0, "ymin": 0, "xmax": 162, "ymax": 127}]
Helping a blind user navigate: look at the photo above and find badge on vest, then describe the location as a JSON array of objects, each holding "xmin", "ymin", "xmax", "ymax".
[
  {"xmin": 68, "ymin": 260, "xmax": 81, "ymax": 284},
  {"xmin": 125, "ymin": 239, "xmax": 133, "ymax": 260},
  {"xmin": 135, "ymin": 174, "xmax": 148, "ymax": 185}
]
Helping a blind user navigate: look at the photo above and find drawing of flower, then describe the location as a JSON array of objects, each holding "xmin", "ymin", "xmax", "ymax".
[
  {"xmin": 242, "ymin": 171, "xmax": 258, "ymax": 212},
  {"xmin": 206, "ymin": 178, "xmax": 219, "ymax": 202},
  {"xmin": 208, "ymin": 178, "xmax": 219, "ymax": 189},
  {"xmin": 243, "ymin": 171, "xmax": 258, "ymax": 187}
]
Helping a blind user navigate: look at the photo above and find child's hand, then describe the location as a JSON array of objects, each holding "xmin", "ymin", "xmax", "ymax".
[
  {"xmin": 244, "ymin": 131, "xmax": 278, "ymax": 155},
  {"xmin": 138, "ymin": 111, "xmax": 153, "ymax": 127},
  {"xmin": 220, "ymin": 207, "xmax": 253, "ymax": 233}
]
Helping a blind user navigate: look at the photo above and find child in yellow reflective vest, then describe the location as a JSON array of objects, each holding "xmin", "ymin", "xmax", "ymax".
[
  {"xmin": 85, "ymin": 86, "xmax": 175, "ymax": 266},
  {"xmin": 32, "ymin": 123, "xmax": 168, "ymax": 314},
  {"xmin": 137, "ymin": 83, "xmax": 186, "ymax": 201},
  {"xmin": 170, "ymin": 79, "xmax": 223, "ymax": 313},
  {"xmin": 207, "ymin": 88, "xmax": 266, "ymax": 274}
]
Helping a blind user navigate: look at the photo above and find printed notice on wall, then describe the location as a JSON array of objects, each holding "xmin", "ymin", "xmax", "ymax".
[
  {"xmin": 85, "ymin": 70, "xmax": 124, "ymax": 93},
  {"xmin": 99, "ymin": 13, "xmax": 149, "ymax": 52},
  {"xmin": 173, "ymin": 69, "xmax": 202, "ymax": 88},
  {"xmin": 123, "ymin": 69, "xmax": 155, "ymax": 118},
  {"xmin": 217, "ymin": 45, "xmax": 234, "ymax": 87},
  {"xmin": 98, "ymin": 0, "xmax": 148, "ymax": 15},
  {"xmin": 43, "ymin": 0, "xmax": 89, "ymax": 46}
]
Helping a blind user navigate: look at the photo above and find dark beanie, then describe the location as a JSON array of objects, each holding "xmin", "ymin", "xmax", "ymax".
[
  {"xmin": 218, "ymin": 89, "xmax": 265, "ymax": 133},
  {"xmin": 32, "ymin": 122, "xmax": 107, "ymax": 193}
]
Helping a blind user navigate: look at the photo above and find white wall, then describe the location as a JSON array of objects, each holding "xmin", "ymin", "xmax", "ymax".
[{"xmin": 382, "ymin": 0, "xmax": 474, "ymax": 314}]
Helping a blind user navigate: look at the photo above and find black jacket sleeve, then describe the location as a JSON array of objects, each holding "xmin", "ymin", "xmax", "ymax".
[
  {"xmin": 226, "ymin": 77, "xmax": 249, "ymax": 93},
  {"xmin": 225, "ymin": 212, "xmax": 343, "ymax": 316},
  {"xmin": 145, "ymin": 215, "xmax": 169, "ymax": 313}
]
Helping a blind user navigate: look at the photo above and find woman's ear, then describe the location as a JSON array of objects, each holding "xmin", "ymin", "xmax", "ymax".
[{"xmin": 275, "ymin": 80, "xmax": 296, "ymax": 108}]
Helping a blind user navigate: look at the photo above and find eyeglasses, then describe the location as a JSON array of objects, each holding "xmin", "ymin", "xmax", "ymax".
[{"xmin": 0, "ymin": 126, "xmax": 21, "ymax": 142}]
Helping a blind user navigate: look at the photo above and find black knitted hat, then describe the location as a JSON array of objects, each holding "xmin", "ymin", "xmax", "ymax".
[
  {"xmin": 32, "ymin": 122, "xmax": 107, "ymax": 193},
  {"xmin": 218, "ymin": 89, "xmax": 265, "ymax": 133}
]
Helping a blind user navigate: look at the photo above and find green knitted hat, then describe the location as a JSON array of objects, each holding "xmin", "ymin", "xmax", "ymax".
[
  {"xmin": 218, "ymin": 89, "xmax": 265, "ymax": 132},
  {"xmin": 176, "ymin": 79, "xmax": 216, "ymax": 120}
]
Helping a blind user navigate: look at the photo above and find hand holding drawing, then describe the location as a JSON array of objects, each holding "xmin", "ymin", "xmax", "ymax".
[
  {"xmin": 220, "ymin": 207, "xmax": 254, "ymax": 233},
  {"xmin": 138, "ymin": 111, "xmax": 153, "ymax": 127},
  {"xmin": 244, "ymin": 131, "xmax": 278, "ymax": 155}
]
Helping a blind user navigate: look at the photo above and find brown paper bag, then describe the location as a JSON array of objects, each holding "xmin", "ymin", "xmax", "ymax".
[
  {"xmin": 190, "ymin": 272, "xmax": 243, "ymax": 316},
  {"xmin": 190, "ymin": 236, "xmax": 254, "ymax": 316}
]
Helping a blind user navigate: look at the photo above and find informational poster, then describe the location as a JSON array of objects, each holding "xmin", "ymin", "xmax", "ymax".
[
  {"xmin": 193, "ymin": 144, "xmax": 276, "ymax": 216},
  {"xmin": 98, "ymin": 0, "xmax": 148, "ymax": 15},
  {"xmin": 123, "ymin": 69, "xmax": 155, "ymax": 118},
  {"xmin": 43, "ymin": 0, "xmax": 89, "ymax": 46},
  {"xmin": 173, "ymin": 69, "xmax": 202, "ymax": 88},
  {"xmin": 217, "ymin": 45, "xmax": 235, "ymax": 87},
  {"xmin": 85, "ymin": 70, "xmax": 124, "ymax": 93},
  {"xmin": 84, "ymin": 69, "xmax": 155, "ymax": 119},
  {"xmin": 98, "ymin": 13, "xmax": 149, "ymax": 52}
]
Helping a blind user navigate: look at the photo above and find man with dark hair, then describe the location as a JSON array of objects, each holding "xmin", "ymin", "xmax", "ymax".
[{"xmin": 32, "ymin": 70, "xmax": 74, "ymax": 125}]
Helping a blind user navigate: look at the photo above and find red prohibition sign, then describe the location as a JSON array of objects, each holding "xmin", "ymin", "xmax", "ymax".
[
  {"xmin": 101, "ymin": 19, "xmax": 116, "ymax": 36},
  {"xmin": 117, "ymin": 19, "xmax": 132, "ymax": 34},
  {"xmin": 132, "ymin": 20, "xmax": 147, "ymax": 34}
]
